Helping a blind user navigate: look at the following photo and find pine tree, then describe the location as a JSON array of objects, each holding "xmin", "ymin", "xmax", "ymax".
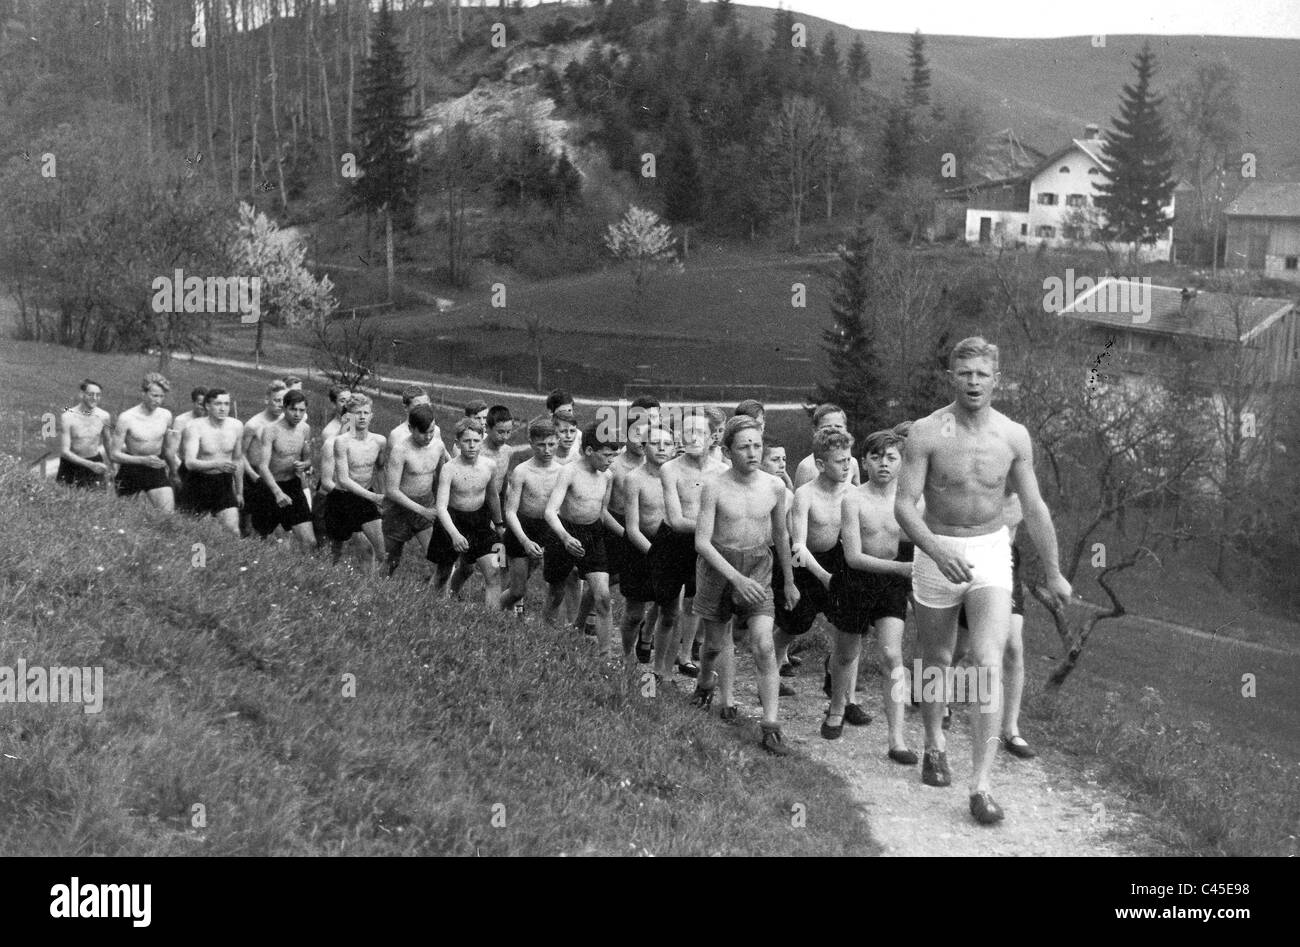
[
  {"xmin": 661, "ymin": 107, "xmax": 703, "ymax": 225},
  {"xmin": 847, "ymin": 37, "xmax": 870, "ymax": 82},
  {"xmin": 906, "ymin": 30, "xmax": 931, "ymax": 109},
  {"xmin": 819, "ymin": 31, "xmax": 840, "ymax": 75},
  {"xmin": 881, "ymin": 103, "xmax": 914, "ymax": 186},
  {"xmin": 816, "ymin": 226, "xmax": 888, "ymax": 441},
  {"xmin": 549, "ymin": 149, "xmax": 583, "ymax": 226},
  {"xmin": 351, "ymin": 0, "xmax": 419, "ymax": 303},
  {"xmin": 1094, "ymin": 41, "xmax": 1177, "ymax": 260},
  {"xmin": 712, "ymin": 0, "xmax": 735, "ymax": 27},
  {"xmin": 601, "ymin": 101, "xmax": 637, "ymax": 173},
  {"xmin": 770, "ymin": 5, "xmax": 796, "ymax": 51}
]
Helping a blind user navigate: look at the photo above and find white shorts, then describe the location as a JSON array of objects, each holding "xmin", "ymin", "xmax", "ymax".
[{"xmin": 911, "ymin": 526, "xmax": 1013, "ymax": 609}]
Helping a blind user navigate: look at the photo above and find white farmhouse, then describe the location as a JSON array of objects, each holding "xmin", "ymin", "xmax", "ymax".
[{"xmin": 963, "ymin": 124, "xmax": 1175, "ymax": 262}]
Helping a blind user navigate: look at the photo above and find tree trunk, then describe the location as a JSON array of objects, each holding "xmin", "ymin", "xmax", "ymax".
[
  {"xmin": 227, "ymin": 40, "xmax": 239, "ymax": 195},
  {"xmin": 385, "ymin": 207, "xmax": 395, "ymax": 304},
  {"xmin": 250, "ymin": 53, "xmax": 262, "ymax": 198},
  {"xmin": 267, "ymin": 19, "xmax": 288, "ymax": 211}
]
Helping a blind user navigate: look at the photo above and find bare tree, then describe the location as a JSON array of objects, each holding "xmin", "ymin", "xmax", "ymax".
[{"xmin": 762, "ymin": 95, "xmax": 830, "ymax": 251}]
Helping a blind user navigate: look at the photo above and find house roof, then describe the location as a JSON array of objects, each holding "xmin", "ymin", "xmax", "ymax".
[
  {"xmin": 1224, "ymin": 182, "xmax": 1300, "ymax": 218},
  {"xmin": 1027, "ymin": 139, "xmax": 1107, "ymax": 179},
  {"xmin": 1054, "ymin": 279, "xmax": 1295, "ymax": 341}
]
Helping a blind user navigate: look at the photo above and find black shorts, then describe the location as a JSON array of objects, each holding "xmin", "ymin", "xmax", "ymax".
[
  {"xmin": 831, "ymin": 566, "xmax": 909, "ymax": 635},
  {"xmin": 243, "ymin": 472, "xmax": 276, "ymax": 522},
  {"xmin": 958, "ymin": 544, "xmax": 1025, "ymax": 626},
  {"xmin": 428, "ymin": 503, "xmax": 498, "ymax": 567},
  {"xmin": 175, "ymin": 464, "xmax": 194, "ymax": 512},
  {"xmin": 251, "ymin": 478, "xmax": 313, "ymax": 536},
  {"xmin": 313, "ymin": 488, "xmax": 332, "ymax": 541},
  {"xmin": 56, "ymin": 454, "xmax": 104, "ymax": 489},
  {"xmin": 774, "ymin": 543, "xmax": 844, "ymax": 636},
  {"xmin": 188, "ymin": 471, "xmax": 238, "ymax": 515},
  {"xmin": 326, "ymin": 489, "xmax": 382, "ymax": 542},
  {"xmin": 606, "ymin": 511, "xmax": 628, "ymax": 583},
  {"xmin": 621, "ymin": 541, "xmax": 655, "ymax": 603},
  {"xmin": 649, "ymin": 524, "xmax": 697, "ymax": 607},
  {"xmin": 115, "ymin": 461, "xmax": 170, "ymax": 497},
  {"xmin": 543, "ymin": 517, "xmax": 608, "ymax": 584},
  {"xmin": 383, "ymin": 494, "xmax": 436, "ymax": 550},
  {"xmin": 504, "ymin": 513, "xmax": 550, "ymax": 560}
]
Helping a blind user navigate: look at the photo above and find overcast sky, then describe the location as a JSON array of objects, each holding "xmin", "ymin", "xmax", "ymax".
[{"xmin": 737, "ymin": 0, "xmax": 1300, "ymax": 39}]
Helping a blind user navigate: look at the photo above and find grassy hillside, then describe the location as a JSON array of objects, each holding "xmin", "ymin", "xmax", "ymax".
[
  {"xmin": 0, "ymin": 460, "xmax": 878, "ymax": 855},
  {"xmin": 731, "ymin": 5, "xmax": 1300, "ymax": 180}
]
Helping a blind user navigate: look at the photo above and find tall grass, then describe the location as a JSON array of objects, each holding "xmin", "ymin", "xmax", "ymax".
[{"xmin": 0, "ymin": 462, "xmax": 876, "ymax": 855}]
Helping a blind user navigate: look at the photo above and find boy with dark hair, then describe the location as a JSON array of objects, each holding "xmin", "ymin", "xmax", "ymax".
[
  {"xmin": 241, "ymin": 380, "xmax": 288, "ymax": 536},
  {"xmin": 383, "ymin": 404, "xmax": 447, "ymax": 574},
  {"xmin": 255, "ymin": 389, "xmax": 317, "ymax": 547},
  {"xmin": 500, "ymin": 416, "xmax": 563, "ymax": 614},
  {"xmin": 543, "ymin": 423, "xmax": 621, "ymax": 656},
  {"xmin": 734, "ymin": 399, "xmax": 765, "ymax": 432},
  {"xmin": 58, "ymin": 379, "xmax": 112, "ymax": 489},
  {"xmin": 181, "ymin": 389, "xmax": 243, "ymax": 533}
]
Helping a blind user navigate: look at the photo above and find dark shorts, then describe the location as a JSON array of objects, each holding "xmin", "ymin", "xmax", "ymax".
[
  {"xmin": 543, "ymin": 517, "xmax": 608, "ymax": 584},
  {"xmin": 832, "ymin": 565, "xmax": 909, "ymax": 635},
  {"xmin": 621, "ymin": 541, "xmax": 655, "ymax": 603},
  {"xmin": 649, "ymin": 524, "xmax": 697, "ymax": 607},
  {"xmin": 115, "ymin": 461, "xmax": 171, "ymax": 497},
  {"xmin": 175, "ymin": 464, "xmax": 194, "ymax": 511},
  {"xmin": 243, "ymin": 472, "xmax": 276, "ymax": 522},
  {"xmin": 504, "ymin": 513, "xmax": 550, "ymax": 560},
  {"xmin": 383, "ymin": 493, "xmax": 436, "ymax": 549},
  {"xmin": 252, "ymin": 478, "xmax": 313, "ymax": 536},
  {"xmin": 428, "ymin": 503, "xmax": 498, "ymax": 567},
  {"xmin": 325, "ymin": 489, "xmax": 383, "ymax": 542},
  {"xmin": 958, "ymin": 544, "xmax": 1025, "ymax": 626},
  {"xmin": 188, "ymin": 471, "xmax": 238, "ymax": 515},
  {"xmin": 57, "ymin": 454, "xmax": 104, "ymax": 489},
  {"xmin": 693, "ymin": 544, "xmax": 775, "ymax": 626},
  {"xmin": 606, "ymin": 511, "xmax": 628, "ymax": 584},
  {"xmin": 774, "ymin": 543, "xmax": 844, "ymax": 636},
  {"xmin": 313, "ymin": 488, "xmax": 332, "ymax": 542}
]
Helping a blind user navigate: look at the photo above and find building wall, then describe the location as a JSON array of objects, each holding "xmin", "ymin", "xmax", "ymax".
[
  {"xmin": 963, "ymin": 209, "xmax": 1029, "ymax": 246},
  {"xmin": 1224, "ymin": 217, "xmax": 1300, "ymax": 282}
]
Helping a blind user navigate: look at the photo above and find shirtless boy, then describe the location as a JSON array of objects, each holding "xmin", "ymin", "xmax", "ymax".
[
  {"xmin": 111, "ymin": 373, "xmax": 175, "ymax": 512},
  {"xmin": 832, "ymin": 430, "xmax": 915, "ymax": 760},
  {"xmin": 654, "ymin": 410, "xmax": 726, "ymax": 677},
  {"xmin": 241, "ymin": 380, "xmax": 288, "ymax": 537},
  {"xmin": 499, "ymin": 416, "xmax": 563, "ymax": 615},
  {"xmin": 181, "ymin": 388, "xmax": 243, "ymax": 533},
  {"xmin": 328, "ymin": 394, "xmax": 387, "ymax": 571},
  {"xmin": 254, "ymin": 388, "xmax": 316, "ymax": 547},
  {"xmin": 167, "ymin": 387, "xmax": 207, "ymax": 509},
  {"xmin": 428, "ymin": 417, "xmax": 502, "ymax": 602},
  {"xmin": 895, "ymin": 337, "xmax": 1072, "ymax": 825},
  {"xmin": 383, "ymin": 404, "xmax": 447, "ymax": 575},
  {"xmin": 691, "ymin": 416, "xmax": 798, "ymax": 756},
  {"xmin": 57, "ymin": 379, "xmax": 112, "ymax": 489},
  {"xmin": 774, "ymin": 428, "xmax": 854, "ymax": 696},
  {"xmin": 793, "ymin": 404, "xmax": 862, "ymax": 488},
  {"xmin": 543, "ymin": 423, "xmax": 621, "ymax": 657},
  {"xmin": 625, "ymin": 424, "xmax": 681, "ymax": 680}
]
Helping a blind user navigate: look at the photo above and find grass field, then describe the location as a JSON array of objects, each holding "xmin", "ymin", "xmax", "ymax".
[{"xmin": 0, "ymin": 460, "xmax": 882, "ymax": 855}]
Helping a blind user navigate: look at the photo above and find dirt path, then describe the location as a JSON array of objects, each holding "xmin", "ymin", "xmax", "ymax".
[{"xmin": 703, "ymin": 651, "xmax": 1171, "ymax": 856}]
